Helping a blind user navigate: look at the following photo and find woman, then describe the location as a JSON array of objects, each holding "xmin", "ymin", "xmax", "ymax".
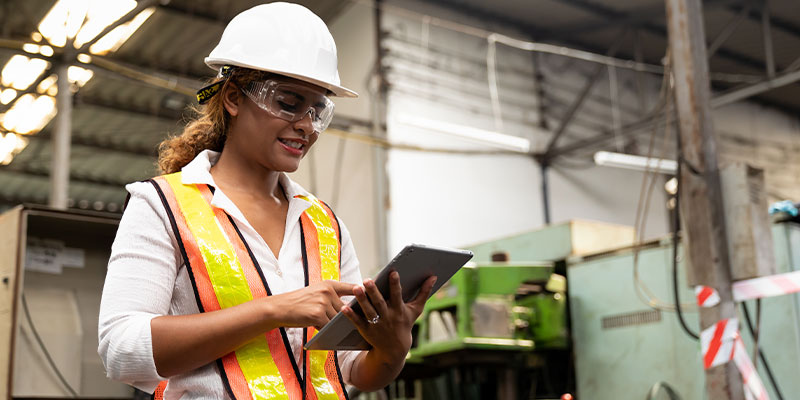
[{"xmin": 98, "ymin": 3, "xmax": 435, "ymax": 399}]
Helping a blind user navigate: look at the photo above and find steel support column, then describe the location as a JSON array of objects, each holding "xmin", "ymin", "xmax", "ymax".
[
  {"xmin": 541, "ymin": 162, "xmax": 551, "ymax": 225},
  {"xmin": 761, "ymin": 0, "xmax": 776, "ymax": 78},
  {"xmin": 665, "ymin": 0, "xmax": 744, "ymax": 398},
  {"xmin": 49, "ymin": 63, "xmax": 72, "ymax": 209}
]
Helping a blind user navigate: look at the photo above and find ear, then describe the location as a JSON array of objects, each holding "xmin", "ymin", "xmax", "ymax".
[{"xmin": 221, "ymin": 83, "xmax": 242, "ymax": 117}]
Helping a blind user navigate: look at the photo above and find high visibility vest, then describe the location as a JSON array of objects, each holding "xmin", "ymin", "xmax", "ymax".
[{"xmin": 148, "ymin": 172, "xmax": 349, "ymax": 400}]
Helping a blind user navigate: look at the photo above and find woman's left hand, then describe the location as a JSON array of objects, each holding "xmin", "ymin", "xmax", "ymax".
[{"xmin": 341, "ymin": 271, "xmax": 436, "ymax": 365}]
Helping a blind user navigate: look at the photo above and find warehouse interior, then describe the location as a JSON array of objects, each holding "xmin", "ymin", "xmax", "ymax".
[{"xmin": 1, "ymin": 0, "xmax": 800, "ymax": 399}]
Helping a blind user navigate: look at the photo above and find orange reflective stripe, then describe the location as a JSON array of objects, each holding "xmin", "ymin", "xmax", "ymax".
[
  {"xmin": 153, "ymin": 380, "xmax": 167, "ymax": 400},
  {"xmin": 221, "ymin": 353, "xmax": 254, "ymax": 400},
  {"xmin": 297, "ymin": 196, "xmax": 347, "ymax": 400},
  {"xmin": 152, "ymin": 177, "xmax": 221, "ymax": 313}
]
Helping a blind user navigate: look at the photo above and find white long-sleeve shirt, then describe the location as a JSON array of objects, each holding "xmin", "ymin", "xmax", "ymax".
[{"xmin": 98, "ymin": 150, "xmax": 363, "ymax": 399}]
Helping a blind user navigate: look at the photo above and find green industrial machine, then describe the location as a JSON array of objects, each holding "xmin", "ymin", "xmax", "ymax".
[
  {"xmin": 390, "ymin": 221, "xmax": 634, "ymax": 399},
  {"xmin": 409, "ymin": 262, "xmax": 568, "ymax": 360}
]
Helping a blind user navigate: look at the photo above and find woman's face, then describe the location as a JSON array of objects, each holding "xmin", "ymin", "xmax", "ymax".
[{"xmin": 222, "ymin": 76, "xmax": 328, "ymax": 173}]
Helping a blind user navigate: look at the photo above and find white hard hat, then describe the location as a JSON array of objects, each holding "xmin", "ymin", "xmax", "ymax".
[{"xmin": 205, "ymin": 2, "xmax": 357, "ymax": 98}]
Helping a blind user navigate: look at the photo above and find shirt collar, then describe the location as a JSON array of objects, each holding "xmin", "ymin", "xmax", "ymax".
[{"xmin": 179, "ymin": 150, "xmax": 314, "ymax": 226}]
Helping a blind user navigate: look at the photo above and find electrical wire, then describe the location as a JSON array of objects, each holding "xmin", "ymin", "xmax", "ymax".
[
  {"xmin": 646, "ymin": 381, "xmax": 682, "ymax": 400},
  {"xmin": 672, "ymin": 147, "xmax": 699, "ymax": 340},
  {"xmin": 21, "ymin": 293, "xmax": 79, "ymax": 398},
  {"xmin": 486, "ymin": 37, "xmax": 503, "ymax": 132},
  {"xmin": 752, "ymin": 298, "xmax": 761, "ymax": 371},
  {"xmin": 741, "ymin": 301, "xmax": 785, "ymax": 400},
  {"xmin": 629, "ymin": 51, "xmax": 695, "ymax": 311}
]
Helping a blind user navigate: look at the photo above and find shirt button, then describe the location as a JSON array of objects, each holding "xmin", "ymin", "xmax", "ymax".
[{"xmin": 276, "ymin": 269, "xmax": 283, "ymax": 277}]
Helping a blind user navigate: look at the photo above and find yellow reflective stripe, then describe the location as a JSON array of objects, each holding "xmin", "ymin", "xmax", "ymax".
[
  {"xmin": 165, "ymin": 173, "xmax": 289, "ymax": 400},
  {"xmin": 166, "ymin": 173, "xmax": 252, "ymax": 309},
  {"xmin": 309, "ymin": 350, "xmax": 339, "ymax": 399},
  {"xmin": 297, "ymin": 195, "xmax": 339, "ymax": 281},
  {"xmin": 237, "ymin": 339, "xmax": 288, "ymax": 400},
  {"xmin": 298, "ymin": 194, "xmax": 342, "ymax": 400}
]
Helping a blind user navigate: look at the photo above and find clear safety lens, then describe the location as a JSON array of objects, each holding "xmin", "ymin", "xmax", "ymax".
[{"xmin": 243, "ymin": 80, "xmax": 335, "ymax": 133}]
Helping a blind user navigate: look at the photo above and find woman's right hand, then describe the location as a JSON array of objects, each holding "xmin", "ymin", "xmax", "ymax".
[{"xmin": 265, "ymin": 280, "xmax": 357, "ymax": 330}]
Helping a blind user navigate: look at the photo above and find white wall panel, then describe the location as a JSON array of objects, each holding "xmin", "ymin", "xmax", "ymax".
[{"xmin": 291, "ymin": 2, "xmax": 380, "ymax": 274}]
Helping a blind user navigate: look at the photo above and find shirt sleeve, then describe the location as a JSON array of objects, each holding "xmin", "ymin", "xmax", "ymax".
[
  {"xmin": 98, "ymin": 181, "xmax": 177, "ymax": 391},
  {"xmin": 333, "ymin": 216, "xmax": 365, "ymax": 385}
]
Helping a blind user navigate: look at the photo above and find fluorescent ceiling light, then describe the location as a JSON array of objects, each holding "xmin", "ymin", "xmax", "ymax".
[
  {"xmin": 68, "ymin": 66, "xmax": 94, "ymax": 87},
  {"xmin": 593, "ymin": 151, "xmax": 677, "ymax": 174},
  {"xmin": 0, "ymin": 132, "xmax": 29, "ymax": 165},
  {"xmin": 2, "ymin": 94, "xmax": 57, "ymax": 135},
  {"xmin": 39, "ymin": 45, "xmax": 55, "ymax": 57},
  {"xmin": 36, "ymin": 74, "xmax": 58, "ymax": 94},
  {"xmin": 0, "ymin": 89, "xmax": 17, "ymax": 105},
  {"xmin": 89, "ymin": 7, "xmax": 155, "ymax": 55},
  {"xmin": 72, "ymin": 0, "xmax": 138, "ymax": 48},
  {"xmin": 1, "ymin": 55, "xmax": 49, "ymax": 90},
  {"xmin": 396, "ymin": 114, "xmax": 531, "ymax": 153},
  {"xmin": 22, "ymin": 43, "xmax": 40, "ymax": 54},
  {"xmin": 37, "ymin": 0, "xmax": 153, "ymax": 54},
  {"xmin": 37, "ymin": 0, "xmax": 89, "ymax": 47}
]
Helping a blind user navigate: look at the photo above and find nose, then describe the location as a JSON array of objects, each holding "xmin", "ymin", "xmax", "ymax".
[{"xmin": 292, "ymin": 109, "xmax": 316, "ymax": 136}]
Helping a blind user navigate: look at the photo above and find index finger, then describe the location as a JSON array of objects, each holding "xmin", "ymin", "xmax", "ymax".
[{"xmin": 326, "ymin": 280, "xmax": 358, "ymax": 296}]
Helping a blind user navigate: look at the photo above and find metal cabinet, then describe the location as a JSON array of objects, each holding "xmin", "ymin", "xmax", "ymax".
[
  {"xmin": 0, "ymin": 205, "xmax": 132, "ymax": 399},
  {"xmin": 566, "ymin": 222, "xmax": 800, "ymax": 399}
]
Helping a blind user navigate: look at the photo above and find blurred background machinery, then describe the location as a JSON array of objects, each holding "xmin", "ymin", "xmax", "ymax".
[
  {"xmin": 375, "ymin": 220, "xmax": 633, "ymax": 400},
  {"xmin": 565, "ymin": 220, "xmax": 800, "ymax": 399}
]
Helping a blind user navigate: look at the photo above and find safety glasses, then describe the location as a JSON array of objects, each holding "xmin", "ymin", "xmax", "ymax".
[{"xmin": 242, "ymin": 80, "xmax": 335, "ymax": 133}]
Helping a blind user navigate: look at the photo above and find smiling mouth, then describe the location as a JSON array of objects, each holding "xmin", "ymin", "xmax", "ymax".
[{"xmin": 278, "ymin": 138, "xmax": 305, "ymax": 150}]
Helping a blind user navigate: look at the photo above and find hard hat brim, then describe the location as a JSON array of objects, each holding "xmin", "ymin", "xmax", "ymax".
[{"xmin": 205, "ymin": 59, "xmax": 358, "ymax": 98}]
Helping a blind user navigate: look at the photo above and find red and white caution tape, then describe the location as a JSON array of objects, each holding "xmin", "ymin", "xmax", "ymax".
[
  {"xmin": 695, "ymin": 282, "xmax": 771, "ymax": 400},
  {"xmin": 699, "ymin": 318, "xmax": 769, "ymax": 400},
  {"xmin": 691, "ymin": 269, "xmax": 800, "ymax": 398},
  {"xmin": 733, "ymin": 336, "xmax": 768, "ymax": 400},
  {"xmin": 695, "ymin": 285, "xmax": 721, "ymax": 307},
  {"xmin": 700, "ymin": 318, "xmax": 738, "ymax": 369},
  {"xmin": 732, "ymin": 270, "xmax": 800, "ymax": 303}
]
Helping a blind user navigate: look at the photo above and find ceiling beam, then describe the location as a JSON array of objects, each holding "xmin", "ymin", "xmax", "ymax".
[
  {"xmin": 548, "ymin": 0, "xmax": 746, "ymax": 36},
  {"xmin": 74, "ymin": 93, "xmax": 189, "ymax": 122},
  {"xmin": 158, "ymin": 3, "xmax": 229, "ymax": 25},
  {"xmin": 25, "ymin": 129, "xmax": 159, "ymax": 157},
  {"xmin": 728, "ymin": 2, "xmax": 800, "ymax": 40},
  {"xmin": 554, "ymin": 0, "xmax": 767, "ymax": 72},
  {"xmin": 0, "ymin": 167, "xmax": 128, "ymax": 189},
  {"xmin": 547, "ymin": 66, "xmax": 800, "ymax": 159}
]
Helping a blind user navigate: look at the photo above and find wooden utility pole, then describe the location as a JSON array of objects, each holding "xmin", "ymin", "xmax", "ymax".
[{"xmin": 664, "ymin": 0, "xmax": 745, "ymax": 398}]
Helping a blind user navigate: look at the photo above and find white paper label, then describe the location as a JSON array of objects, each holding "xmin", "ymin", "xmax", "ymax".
[{"xmin": 25, "ymin": 239, "xmax": 64, "ymax": 274}]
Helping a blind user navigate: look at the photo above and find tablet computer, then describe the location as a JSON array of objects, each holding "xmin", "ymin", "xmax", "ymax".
[{"xmin": 304, "ymin": 243, "xmax": 473, "ymax": 350}]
